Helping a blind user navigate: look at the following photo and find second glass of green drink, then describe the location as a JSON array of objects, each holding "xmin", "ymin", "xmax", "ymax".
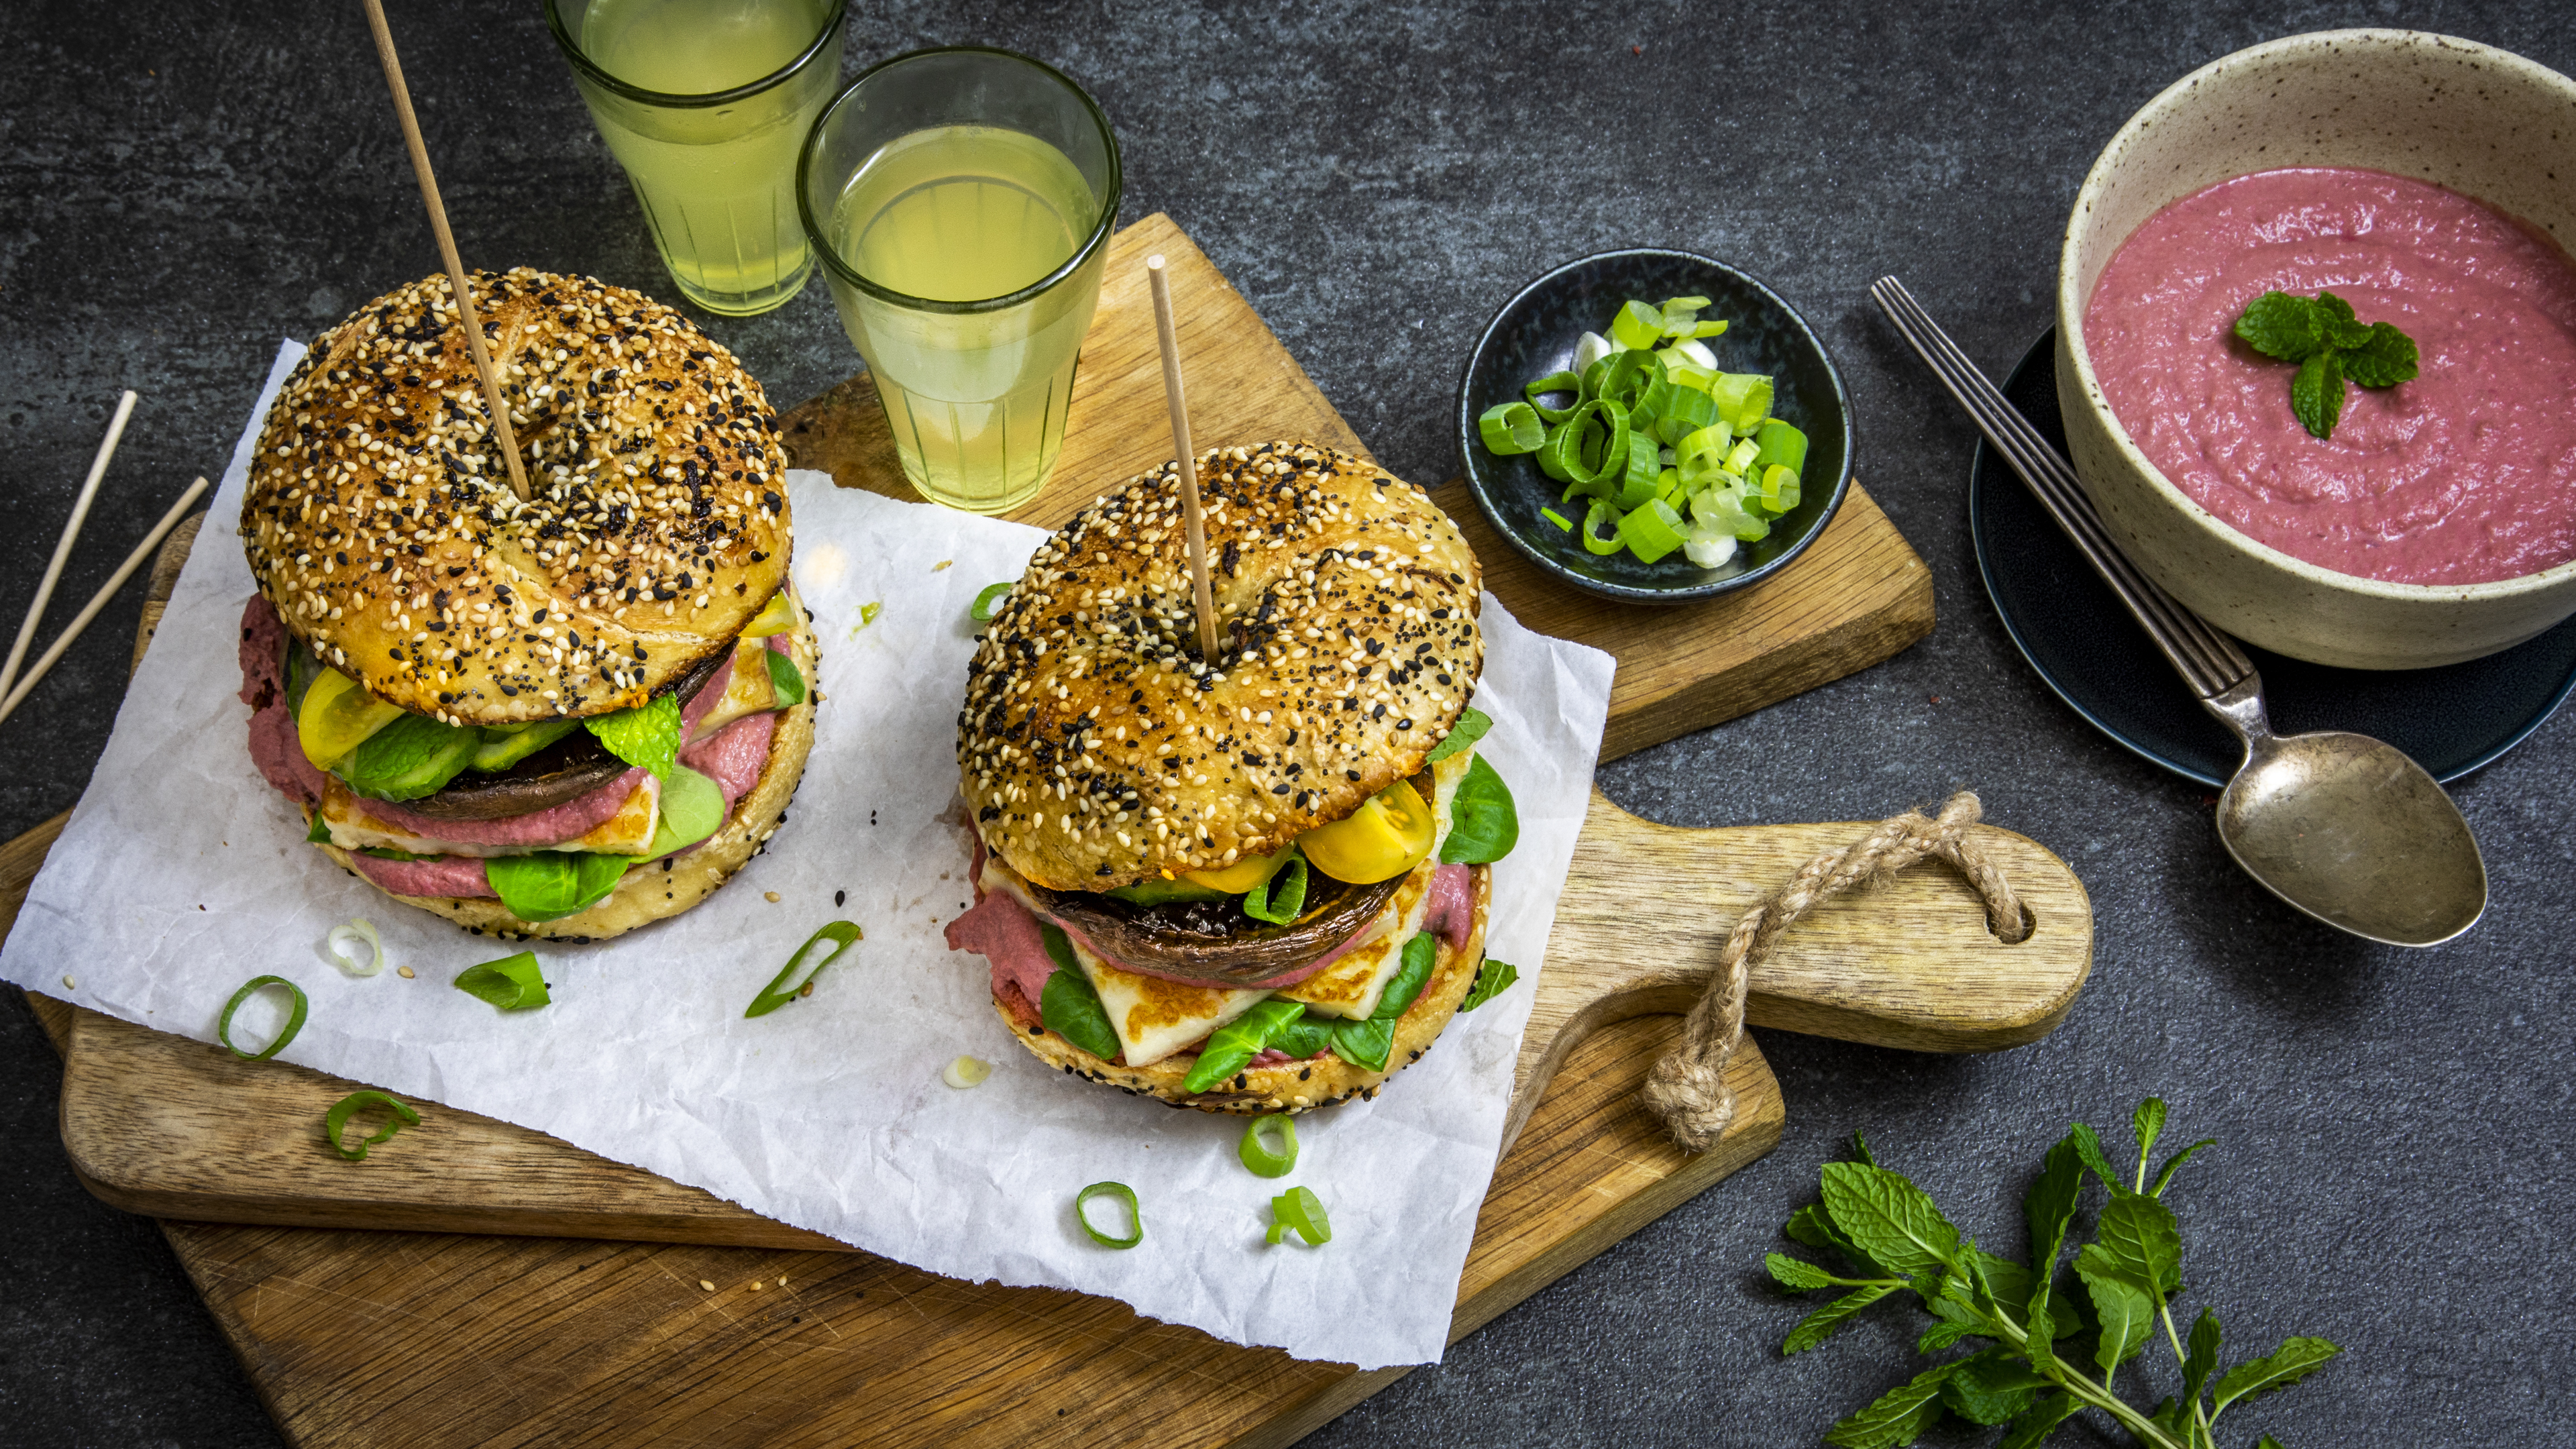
[
  {"xmin": 798, "ymin": 48, "xmax": 1122, "ymax": 514},
  {"xmin": 547, "ymin": 0, "xmax": 846, "ymax": 317}
]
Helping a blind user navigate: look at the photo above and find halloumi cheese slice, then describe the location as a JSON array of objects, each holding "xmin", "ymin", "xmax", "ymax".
[
  {"xmin": 691, "ymin": 639, "xmax": 780, "ymax": 741},
  {"xmin": 1274, "ymin": 855, "xmax": 1437, "ymax": 1020},
  {"xmin": 319, "ymin": 772, "xmax": 661, "ymax": 859},
  {"xmin": 1071, "ymin": 936, "xmax": 1273, "ymax": 1068}
]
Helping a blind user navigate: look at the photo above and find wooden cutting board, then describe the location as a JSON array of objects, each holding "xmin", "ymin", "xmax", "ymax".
[{"xmin": 9, "ymin": 213, "xmax": 2047, "ymax": 1449}]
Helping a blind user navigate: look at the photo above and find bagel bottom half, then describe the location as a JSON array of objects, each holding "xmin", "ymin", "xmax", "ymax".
[
  {"xmin": 317, "ymin": 615, "xmax": 817, "ymax": 943},
  {"xmin": 997, "ymin": 865, "xmax": 1495, "ymax": 1115}
]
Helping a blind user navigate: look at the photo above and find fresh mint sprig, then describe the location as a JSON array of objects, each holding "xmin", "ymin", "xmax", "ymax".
[
  {"xmin": 2232, "ymin": 290, "xmax": 2418, "ymax": 440},
  {"xmin": 1766, "ymin": 1099, "xmax": 2339, "ymax": 1449}
]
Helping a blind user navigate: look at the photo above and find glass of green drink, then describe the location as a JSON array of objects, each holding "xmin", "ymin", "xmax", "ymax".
[
  {"xmin": 797, "ymin": 48, "xmax": 1122, "ymax": 514},
  {"xmin": 546, "ymin": 0, "xmax": 846, "ymax": 317}
]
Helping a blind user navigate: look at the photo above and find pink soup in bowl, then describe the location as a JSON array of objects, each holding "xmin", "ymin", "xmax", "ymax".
[{"xmin": 2057, "ymin": 30, "xmax": 2576, "ymax": 669}]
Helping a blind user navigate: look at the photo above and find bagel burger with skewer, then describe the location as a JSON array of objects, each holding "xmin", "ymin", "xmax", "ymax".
[
  {"xmin": 235, "ymin": 268, "xmax": 817, "ymax": 941},
  {"xmin": 945, "ymin": 443, "xmax": 1522, "ymax": 1113}
]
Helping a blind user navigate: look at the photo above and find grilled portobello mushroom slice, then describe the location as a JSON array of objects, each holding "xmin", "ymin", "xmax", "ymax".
[
  {"xmin": 1028, "ymin": 870, "xmax": 1408, "ymax": 989},
  {"xmin": 394, "ymin": 646, "xmax": 731, "ymax": 821}
]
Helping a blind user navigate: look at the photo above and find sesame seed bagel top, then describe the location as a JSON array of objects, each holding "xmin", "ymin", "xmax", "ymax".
[
  {"xmin": 959, "ymin": 443, "xmax": 1483, "ymax": 892},
  {"xmin": 240, "ymin": 268, "xmax": 792, "ymax": 725}
]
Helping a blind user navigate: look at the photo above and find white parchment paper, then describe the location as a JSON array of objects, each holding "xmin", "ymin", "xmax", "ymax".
[{"xmin": 0, "ymin": 340, "xmax": 1615, "ymax": 1369}]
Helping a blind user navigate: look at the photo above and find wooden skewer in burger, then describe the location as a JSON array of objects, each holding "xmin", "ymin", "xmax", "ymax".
[{"xmin": 946, "ymin": 262, "xmax": 1525, "ymax": 1113}]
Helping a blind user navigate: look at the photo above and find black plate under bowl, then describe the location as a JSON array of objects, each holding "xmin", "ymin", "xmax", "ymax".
[
  {"xmin": 1970, "ymin": 327, "xmax": 2576, "ymax": 786},
  {"xmin": 1456, "ymin": 249, "xmax": 1854, "ymax": 604}
]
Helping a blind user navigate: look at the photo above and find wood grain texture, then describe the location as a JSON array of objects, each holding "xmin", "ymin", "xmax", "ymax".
[
  {"xmin": 777, "ymin": 213, "xmax": 1934, "ymax": 762},
  {"xmin": 46, "ymin": 780, "xmax": 2084, "ymax": 1241}
]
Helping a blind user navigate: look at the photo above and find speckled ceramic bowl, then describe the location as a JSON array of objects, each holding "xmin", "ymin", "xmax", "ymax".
[
  {"xmin": 2057, "ymin": 30, "xmax": 2576, "ymax": 669},
  {"xmin": 1457, "ymin": 249, "xmax": 1851, "ymax": 604}
]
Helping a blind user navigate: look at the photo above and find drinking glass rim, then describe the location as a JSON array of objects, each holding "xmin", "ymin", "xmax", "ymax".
[
  {"xmin": 796, "ymin": 46, "xmax": 1124, "ymax": 317},
  {"xmin": 543, "ymin": 0, "xmax": 849, "ymax": 109}
]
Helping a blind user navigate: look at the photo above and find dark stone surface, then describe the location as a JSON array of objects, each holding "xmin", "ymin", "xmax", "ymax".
[{"xmin": 4, "ymin": 2, "xmax": 2572, "ymax": 1445}]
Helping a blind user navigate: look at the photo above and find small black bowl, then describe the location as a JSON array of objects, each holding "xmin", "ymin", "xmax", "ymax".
[{"xmin": 1456, "ymin": 249, "xmax": 1854, "ymax": 604}]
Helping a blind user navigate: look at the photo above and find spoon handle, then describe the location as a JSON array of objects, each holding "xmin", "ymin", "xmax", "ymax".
[{"xmin": 1870, "ymin": 277, "xmax": 2255, "ymax": 701}]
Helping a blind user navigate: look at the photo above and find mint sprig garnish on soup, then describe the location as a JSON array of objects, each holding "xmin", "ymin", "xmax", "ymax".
[{"xmin": 2232, "ymin": 290, "xmax": 2420, "ymax": 439}]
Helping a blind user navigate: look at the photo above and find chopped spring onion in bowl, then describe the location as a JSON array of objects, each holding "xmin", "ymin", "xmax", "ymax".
[
  {"xmin": 1476, "ymin": 292, "xmax": 1807, "ymax": 568},
  {"xmin": 1457, "ymin": 248, "xmax": 1853, "ymax": 605}
]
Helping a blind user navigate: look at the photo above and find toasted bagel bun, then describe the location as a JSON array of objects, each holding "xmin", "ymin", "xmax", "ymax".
[
  {"xmin": 959, "ymin": 443, "xmax": 1482, "ymax": 892},
  {"xmin": 318, "ymin": 612, "xmax": 818, "ymax": 941},
  {"xmin": 241, "ymin": 268, "xmax": 792, "ymax": 727},
  {"xmin": 997, "ymin": 865, "xmax": 1491, "ymax": 1114}
]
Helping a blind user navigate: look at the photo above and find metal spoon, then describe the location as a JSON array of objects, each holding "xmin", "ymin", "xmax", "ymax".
[{"xmin": 1870, "ymin": 276, "xmax": 2486, "ymax": 947}]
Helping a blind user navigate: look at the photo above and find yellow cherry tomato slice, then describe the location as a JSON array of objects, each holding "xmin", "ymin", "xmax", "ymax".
[
  {"xmin": 1297, "ymin": 779, "xmax": 1436, "ymax": 884},
  {"xmin": 297, "ymin": 667, "xmax": 405, "ymax": 770},
  {"xmin": 739, "ymin": 590, "xmax": 798, "ymax": 638},
  {"xmin": 1185, "ymin": 843, "xmax": 1298, "ymax": 895}
]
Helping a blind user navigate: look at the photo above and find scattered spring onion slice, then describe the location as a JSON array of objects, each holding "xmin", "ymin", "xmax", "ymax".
[
  {"xmin": 323, "ymin": 1089, "xmax": 420, "ymax": 1162},
  {"xmin": 217, "ymin": 975, "xmax": 307, "ymax": 1061},
  {"xmin": 1459, "ymin": 958, "xmax": 1520, "ymax": 1012},
  {"xmin": 1265, "ymin": 1185, "xmax": 1332, "ymax": 1246},
  {"xmin": 745, "ymin": 920, "xmax": 861, "ymax": 1018},
  {"xmin": 323, "ymin": 918, "xmax": 386, "ymax": 978},
  {"xmin": 969, "ymin": 582, "xmax": 1013, "ymax": 623},
  {"xmin": 1238, "ymin": 1114, "xmax": 1299, "ymax": 1179},
  {"xmin": 1540, "ymin": 507, "xmax": 1573, "ymax": 533},
  {"xmin": 1477, "ymin": 401, "xmax": 1544, "ymax": 455},
  {"xmin": 453, "ymin": 952, "xmax": 549, "ymax": 1011},
  {"xmin": 942, "ymin": 1055, "xmax": 993, "ymax": 1089},
  {"xmin": 1075, "ymin": 1181, "xmax": 1143, "ymax": 1248}
]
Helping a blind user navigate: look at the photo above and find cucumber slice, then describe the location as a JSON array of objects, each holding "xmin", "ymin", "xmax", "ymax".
[
  {"xmin": 468, "ymin": 719, "xmax": 580, "ymax": 772},
  {"xmin": 339, "ymin": 714, "xmax": 482, "ymax": 801}
]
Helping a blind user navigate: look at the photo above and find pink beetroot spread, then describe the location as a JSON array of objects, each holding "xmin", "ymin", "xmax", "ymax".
[
  {"xmin": 239, "ymin": 593, "xmax": 784, "ymax": 898},
  {"xmin": 2084, "ymin": 166, "xmax": 2576, "ymax": 586}
]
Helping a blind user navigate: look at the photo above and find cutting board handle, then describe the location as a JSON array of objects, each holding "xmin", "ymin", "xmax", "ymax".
[{"xmin": 1501, "ymin": 790, "xmax": 2092, "ymax": 1152}]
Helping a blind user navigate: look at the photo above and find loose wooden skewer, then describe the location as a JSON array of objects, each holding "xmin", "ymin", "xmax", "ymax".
[
  {"xmin": 0, "ymin": 476, "xmax": 211, "ymax": 728},
  {"xmin": 359, "ymin": 0, "xmax": 531, "ymax": 504},
  {"xmin": 4, "ymin": 390, "xmax": 139, "ymax": 702},
  {"xmin": 1145, "ymin": 255, "xmax": 1222, "ymax": 664}
]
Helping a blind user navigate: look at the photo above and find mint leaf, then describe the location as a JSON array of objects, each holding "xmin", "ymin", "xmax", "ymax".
[
  {"xmin": 1917, "ymin": 1316, "xmax": 1979, "ymax": 1354},
  {"xmin": 586, "ymin": 692, "xmax": 682, "ymax": 781},
  {"xmin": 2151, "ymin": 1138, "xmax": 2217, "ymax": 1197},
  {"xmin": 2131, "ymin": 1097, "xmax": 2168, "ymax": 1173},
  {"xmin": 2292, "ymin": 349, "xmax": 2345, "ymax": 439},
  {"xmin": 1996, "ymin": 1390, "xmax": 2081, "ymax": 1449},
  {"xmin": 1819, "ymin": 1163, "xmax": 1963, "ymax": 1278},
  {"xmin": 2342, "ymin": 321, "xmax": 2420, "ymax": 388},
  {"xmin": 1852, "ymin": 1130, "xmax": 1878, "ymax": 1166},
  {"xmin": 1766, "ymin": 1252, "xmax": 1841, "ymax": 1292},
  {"xmin": 2096, "ymin": 1193, "xmax": 2184, "ymax": 1295},
  {"xmin": 1940, "ymin": 1349, "xmax": 2049, "ymax": 1426},
  {"xmin": 1788, "ymin": 1203, "xmax": 1888, "ymax": 1276},
  {"xmin": 2313, "ymin": 290, "xmax": 2372, "ymax": 348},
  {"xmin": 2069, "ymin": 1121, "xmax": 2123, "ymax": 1189},
  {"xmin": 1824, "ymin": 1362, "xmax": 1957, "ymax": 1448},
  {"xmin": 2212, "ymin": 1336, "xmax": 2341, "ymax": 1411},
  {"xmin": 1784, "ymin": 1282, "xmax": 1898, "ymax": 1355},
  {"xmin": 2079, "ymin": 1254, "xmax": 2157, "ymax": 1372},
  {"xmin": 2024, "ymin": 1134, "xmax": 2085, "ymax": 1309},
  {"xmin": 2233, "ymin": 291, "xmax": 2323, "ymax": 360},
  {"xmin": 2183, "ymin": 1306, "xmax": 2222, "ymax": 1408}
]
